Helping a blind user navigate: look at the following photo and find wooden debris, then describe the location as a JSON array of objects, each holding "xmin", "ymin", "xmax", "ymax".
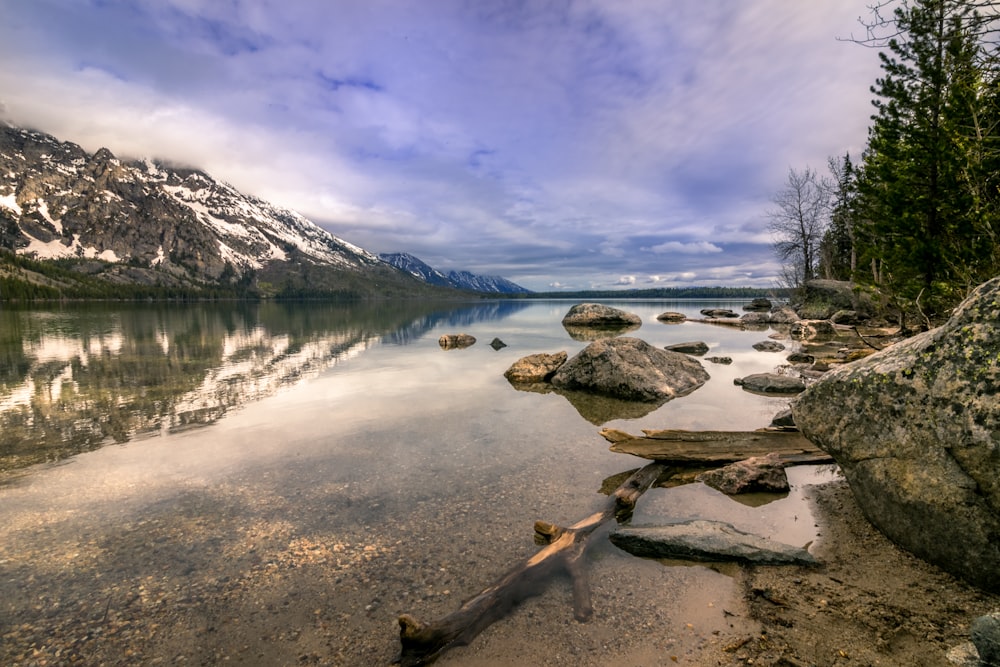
[
  {"xmin": 600, "ymin": 428, "xmax": 832, "ymax": 466},
  {"xmin": 395, "ymin": 461, "xmax": 669, "ymax": 666}
]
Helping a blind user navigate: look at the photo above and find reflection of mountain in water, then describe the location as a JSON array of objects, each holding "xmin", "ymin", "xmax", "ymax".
[
  {"xmin": 381, "ymin": 300, "xmax": 531, "ymax": 345},
  {"xmin": 0, "ymin": 300, "xmax": 518, "ymax": 474}
]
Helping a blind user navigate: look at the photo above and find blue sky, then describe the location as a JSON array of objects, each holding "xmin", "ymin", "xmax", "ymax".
[{"xmin": 0, "ymin": 1, "xmax": 881, "ymax": 291}]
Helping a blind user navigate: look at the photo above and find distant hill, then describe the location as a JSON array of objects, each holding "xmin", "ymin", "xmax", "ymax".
[
  {"xmin": 379, "ymin": 252, "xmax": 531, "ymax": 294},
  {"xmin": 521, "ymin": 286, "xmax": 787, "ymax": 300},
  {"xmin": 0, "ymin": 124, "xmax": 459, "ymax": 300}
]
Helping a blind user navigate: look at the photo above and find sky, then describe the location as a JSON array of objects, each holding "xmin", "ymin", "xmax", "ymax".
[{"xmin": 0, "ymin": 1, "xmax": 884, "ymax": 292}]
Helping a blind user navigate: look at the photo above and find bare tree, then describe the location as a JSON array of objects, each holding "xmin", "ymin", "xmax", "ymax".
[{"xmin": 767, "ymin": 167, "xmax": 831, "ymax": 288}]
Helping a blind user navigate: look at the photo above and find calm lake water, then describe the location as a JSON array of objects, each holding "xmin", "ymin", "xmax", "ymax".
[{"xmin": 0, "ymin": 299, "xmax": 836, "ymax": 666}]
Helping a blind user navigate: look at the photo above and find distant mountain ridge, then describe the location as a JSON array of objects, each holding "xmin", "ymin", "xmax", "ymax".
[
  {"xmin": 0, "ymin": 124, "xmax": 521, "ymax": 299},
  {"xmin": 379, "ymin": 252, "xmax": 531, "ymax": 294}
]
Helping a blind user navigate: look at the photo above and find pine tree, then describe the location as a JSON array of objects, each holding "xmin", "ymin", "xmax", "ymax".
[
  {"xmin": 819, "ymin": 154, "xmax": 858, "ymax": 280},
  {"xmin": 856, "ymin": 0, "xmax": 989, "ymax": 316}
]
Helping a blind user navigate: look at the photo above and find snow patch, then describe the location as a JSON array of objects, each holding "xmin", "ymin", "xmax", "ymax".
[{"xmin": 0, "ymin": 193, "xmax": 21, "ymax": 215}]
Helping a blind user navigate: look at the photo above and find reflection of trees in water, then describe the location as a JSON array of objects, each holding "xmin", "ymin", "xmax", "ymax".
[{"xmin": 0, "ymin": 300, "xmax": 519, "ymax": 474}]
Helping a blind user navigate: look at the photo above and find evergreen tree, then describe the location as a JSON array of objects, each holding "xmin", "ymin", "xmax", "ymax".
[
  {"xmin": 819, "ymin": 154, "xmax": 859, "ymax": 280},
  {"xmin": 856, "ymin": 0, "xmax": 994, "ymax": 317}
]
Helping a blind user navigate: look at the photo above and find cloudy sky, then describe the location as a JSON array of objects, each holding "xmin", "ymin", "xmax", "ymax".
[{"xmin": 0, "ymin": 1, "xmax": 882, "ymax": 291}]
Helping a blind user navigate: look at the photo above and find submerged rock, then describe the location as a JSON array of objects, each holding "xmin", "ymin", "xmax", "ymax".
[
  {"xmin": 610, "ymin": 520, "xmax": 818, "ymax": 565},
  {"xmin": 551, "ymin": 337, "xmax": 709, "ymax": 403},
  {"xmin": 752, "ymin": 341, "xmax": 786, "ymax": 353},
  {"xmin": 705, "ymin": 356, "xmax": 733, "ymax": 365},
  {"xmin": 735, "ymin": 373, "xmax": 806, "ymax": 395},
  {"xmin": 793, "ymin": 276, "xmax": 1000, "ymax": 592},
  {"xmin": 664, "ymin": 341, "xmax": 709, "ymax": 356},
  {"xmin": 656, "ymin": 311, "xmax": 687, "ymax": 323},
  {"xmin": 438, "ymin": 333, "xmax": 476, "ymax": 349},
  {"xmin": 700, "ymin": 308, "xmax": 739, "ymax": 318}
]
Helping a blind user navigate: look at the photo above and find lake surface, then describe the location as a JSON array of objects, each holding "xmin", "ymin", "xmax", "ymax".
[{"xmin": 0, "ymin": 299, "xmax": 836, "ymax": 666}]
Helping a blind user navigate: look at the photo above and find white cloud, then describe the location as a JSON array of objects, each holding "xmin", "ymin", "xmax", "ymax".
[
  {"xmin": 0, "ymin": 0, "xmax": 882, "ymax": 292},
  {"xmin": 644, "ymin": 241, "xmax": 724, "ymax": 255}
]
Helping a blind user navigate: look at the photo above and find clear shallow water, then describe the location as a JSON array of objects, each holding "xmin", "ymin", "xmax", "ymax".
[{"xmin": 0, "ymin": 299, "xmax": 837, "ymax": 665}]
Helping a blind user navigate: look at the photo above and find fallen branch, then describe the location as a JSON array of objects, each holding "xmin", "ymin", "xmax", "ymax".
[
  {"xmin": 600, "ymin": 428, "xmax": 832, "ymax": 465},
  {"xmin": 395, "ymin": 461, "xmax": 669, "ymax": 666}
]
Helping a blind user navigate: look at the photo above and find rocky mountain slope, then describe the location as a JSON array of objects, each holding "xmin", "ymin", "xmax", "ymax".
[
  {"xmin": 0, "ymin": 124, "xmax": 457, "ymax": 299},
  {"xmin": 378, "ymin": 252, "xmax": 530, "ymax": 294}
]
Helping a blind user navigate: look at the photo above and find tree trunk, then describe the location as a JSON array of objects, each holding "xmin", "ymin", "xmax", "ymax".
[{"xmin": 395, "ymin": 461, "xmax": 669, "ymax": 666}]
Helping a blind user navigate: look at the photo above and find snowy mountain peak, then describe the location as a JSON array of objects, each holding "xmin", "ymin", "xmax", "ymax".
[{"xmin": 379, "ymin": 252, "xmax": 531, "ymax": 294}]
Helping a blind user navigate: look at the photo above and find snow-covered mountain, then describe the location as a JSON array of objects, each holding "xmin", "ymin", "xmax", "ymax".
[
  {"xmin": 0, "ymin": 124, "xmax": 442, "ymax": 298},
  {"xmin": 379, "ymin": 252, "xmax": 531, "ymax": 294}
]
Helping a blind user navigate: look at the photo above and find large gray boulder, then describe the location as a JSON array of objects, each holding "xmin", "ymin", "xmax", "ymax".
[
  {"xmin": 793, "ymin": 277, "xmax": 1000, "ymax": 592},
  {"xmin": 551, "ymin": 337, "xmax": 709, "ymax": 403},
  {"xmin": 561, "ymin": 303, "xmax": 641, "ymax": 327}
]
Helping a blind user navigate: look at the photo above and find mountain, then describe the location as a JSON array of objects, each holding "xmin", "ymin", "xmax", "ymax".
[
  {"xmin": 0, "ymin": 124, "xmax": 453, "ymax": 299},
  {"xmin": 379, "ymin": 252, "xmax": 531, "ymax": 294}
]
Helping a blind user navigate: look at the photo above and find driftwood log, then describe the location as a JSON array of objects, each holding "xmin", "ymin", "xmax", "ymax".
[
  {"xmin": 600, "ymin": 428, "xmax": 833, "ymax": 465},
  {"xmin": 395, "ymin": 461, "xmax": 669, "ymax": 666}
]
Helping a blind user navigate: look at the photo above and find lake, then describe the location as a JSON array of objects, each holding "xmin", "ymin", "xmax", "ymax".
[{"xmin": 0, "ymin": 299, "xmax": 836, "ymax": 666}]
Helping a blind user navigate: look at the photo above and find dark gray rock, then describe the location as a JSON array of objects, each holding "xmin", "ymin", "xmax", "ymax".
[
  {"xmin": 561, "ymin": 303, "xmax": 642, "ymax": 327},
  {"xmin": 657, "ymin": 311, "xmax": 687, "ymax": 323},
  {"xmin": 438, "ymin": 333, "xmax": 476, "ymax": 349},
  {"xmin": 793, "ymin": 276, "xmax": 1000, "ymax": 592},
  {"xmin": 504, "ymin": 351, "xmax": 567, "ymax": 383},
  {"xmin": 664, "ymin": 341, "xmax": 709, "ymax": 356},
  {"xmin": 705, "ymin": 356, "xmax": 733, "ymax": 365},
  {"xmin": 551, "ymin": 337, "xmax": 709, "ymax": 403},
  {"xmin": 786, "ymin": 352, "xmax": 815, "ymax": 364},
  {"xmin": 700, "ymin": 308, "xmax": 739, "ymax": 318},
  {"xmin": 609, "ymin": 520, "xmax": 818, "ymax": 565},
  {"xmin": 752, "ymin": 340, "xmax": 786, "ymax": 353},
  {"xmin": 734, "ymin": 373, "xmax": 806, "ymax": 395},
  {"xmin": 770, "ymin": 408, "xmax": 796, "ymax": 429},
  {"xmin": 696, "ymin": 453, "xmax": 790, "ymax": 494},
  {"xmin": 489, "ymin": 337, "xmax": 507, "ymax": 350},
  {"xmin": 744, "ymin": 298, "xmax": 773, "ymax": 312},
  {"xmin": 972, "ymin": 611, "xmax": 1000, "ymax": 666}
]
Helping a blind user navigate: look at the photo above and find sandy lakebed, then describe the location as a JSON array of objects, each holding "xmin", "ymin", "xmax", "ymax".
[{"xmin": 2, "ymin": 461, "xmax": 998, "ymax": 667}]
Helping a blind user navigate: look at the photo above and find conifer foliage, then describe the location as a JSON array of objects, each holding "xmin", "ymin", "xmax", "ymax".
[{"xmin": 775, "ymin": 0, "xmax": 1000, "ymax": 320}]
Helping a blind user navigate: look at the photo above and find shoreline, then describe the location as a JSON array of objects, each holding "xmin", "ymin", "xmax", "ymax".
[{"xmin": 709, "ymin": 478, "xmax": 999, "ymax": 666}]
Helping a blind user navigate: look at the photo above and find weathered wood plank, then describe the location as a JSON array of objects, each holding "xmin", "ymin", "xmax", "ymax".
[{"xmin": 599, "ymin": 428, "xmax": 832, "ymax": 465}]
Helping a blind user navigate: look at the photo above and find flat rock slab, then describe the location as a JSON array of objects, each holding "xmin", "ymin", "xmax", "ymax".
[
  {"xmin": 735, "ymin": 373, "xmax": 806, "ymax": 394},
  {"xmin": 610, "ymin": 520, "xmax": 818, "ymax": 566}
]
